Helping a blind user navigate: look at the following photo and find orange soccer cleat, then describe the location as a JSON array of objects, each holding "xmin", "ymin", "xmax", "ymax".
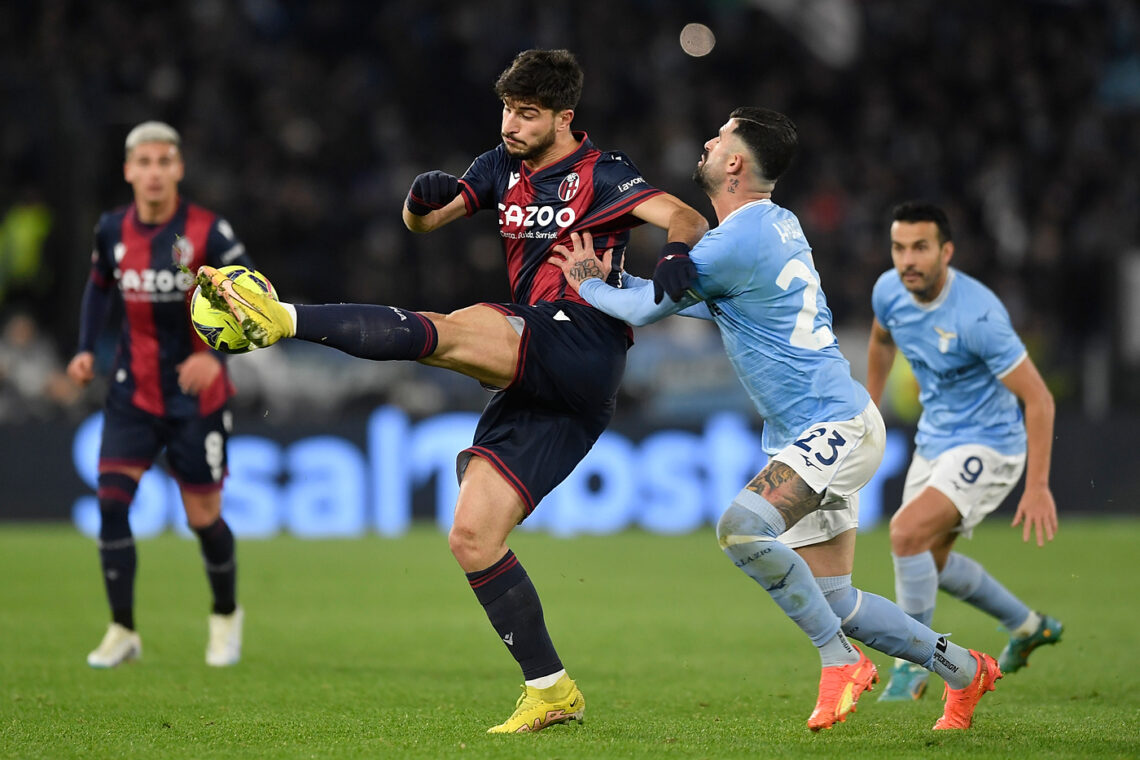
[
  {"xmin": 933, "ymin": 650, "xmax": 1002, "ymax": 730},
  {"xmin": 807, "ymin": 646, "xmax": 879, "ymax": 732}
]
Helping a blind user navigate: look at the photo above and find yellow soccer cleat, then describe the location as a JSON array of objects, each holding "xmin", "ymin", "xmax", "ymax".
[
  {"xmin": 196, "ymin": 265, "xmax": 293, "ymax": 348},
  {"xmin": 807, "ymin": 645, "xmax": 878, "ymax": 731},
  {"xmin": 487, "ymin": 673, "xmax": 585, "ymax": 734}
]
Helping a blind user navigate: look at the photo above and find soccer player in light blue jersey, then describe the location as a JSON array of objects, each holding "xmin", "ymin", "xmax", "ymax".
[
  {"xmin": 550, "ymin": 108, "xmax": 1001, "ymax": 731},
  {"xmin": 867, "ymin": 202, "xmax": 1062, "ymax": 702}
]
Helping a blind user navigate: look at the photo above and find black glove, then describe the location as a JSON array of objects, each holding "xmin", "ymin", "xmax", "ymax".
[
  {"xmin": 405, "ymin": 170, "xmax": 460, "ymax": 215},
  {"xmin": 652, "ymin": 242, "xmax": 696, "ymax": 304}
]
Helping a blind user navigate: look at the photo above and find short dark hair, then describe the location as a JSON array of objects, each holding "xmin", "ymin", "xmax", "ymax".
[
  {"xmin": 728, "ymin": 107, "xmax": 798, "ymax": 182},
  {"xmin": 494, "ymin": 49, "xmax": 583, "ymax": 113},
  {"xmin": 891, "ymin": 201, "xmax": 953, "ymax": 244}
]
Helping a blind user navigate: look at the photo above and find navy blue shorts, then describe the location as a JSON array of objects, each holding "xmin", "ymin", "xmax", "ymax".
[
  {"xmin": 99, "ymin": 394, "xmax": 231, "ymax": 491},
  {"xmin": 457, "ymin": 300, "xmax": 629, "ymax": 516}
]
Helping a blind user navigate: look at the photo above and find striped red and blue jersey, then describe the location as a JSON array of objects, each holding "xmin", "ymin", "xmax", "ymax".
[
  {"xmin": 458, "ymin": 132, "xmax": 663, "ymax": 306},
  {"xmin": 86, "ymin": 199, "xmax": 254, "ymax": 418}
]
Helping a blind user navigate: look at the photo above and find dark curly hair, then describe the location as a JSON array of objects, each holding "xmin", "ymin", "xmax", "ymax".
[{"xmin": 494, "ymin": 49, "xmax": 583, "ymax": 112}]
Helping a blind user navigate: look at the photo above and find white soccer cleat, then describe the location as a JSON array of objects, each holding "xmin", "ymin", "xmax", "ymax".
[
  {"xmin": 206, "ymin": 606, "xmax": 244, "ymax": 667},
  {"xmin": 87, "ymin": 623, "xmax": 142, "ymax": 668}
]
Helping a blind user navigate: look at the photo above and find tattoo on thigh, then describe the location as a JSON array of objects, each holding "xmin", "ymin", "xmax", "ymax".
[{"xmin": 746, "ymin": 461, "xmax": 824, "ymax": 528}]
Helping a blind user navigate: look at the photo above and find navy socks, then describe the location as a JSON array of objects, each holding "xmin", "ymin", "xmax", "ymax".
[
  {"xmin": 294, "ymin": 304, "xmax": 439, "ymax": 361},
  {"xmin": 194, "ymin": 517, "xmax": 237, "ymax": 615},
  {"xmin": 96, "ymin": 472, "xmax": 138, "ymax": 630},
  {"xmin": 466, "ymin": 550, "xmax": 563, "ymax": 680}
]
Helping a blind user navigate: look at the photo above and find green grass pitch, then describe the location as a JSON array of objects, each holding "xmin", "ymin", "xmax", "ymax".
[{"xmin": 2, "ymin": 519, "xmax": 1138, "ymax": 759}]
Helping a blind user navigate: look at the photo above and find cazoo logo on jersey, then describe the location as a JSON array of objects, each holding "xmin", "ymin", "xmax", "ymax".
[
  {"xmin": 498, "ymin": 202, "xmax": 577, "ymax": 229},
  {"xmin": 116, "ymin": 267, "xmax": 195, "ymax": 299}
]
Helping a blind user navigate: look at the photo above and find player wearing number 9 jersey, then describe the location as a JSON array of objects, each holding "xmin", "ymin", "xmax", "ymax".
[
  {"xmin": 866, "ymin": 201, "xmax": 1061, "ymax": 702},
  {"xmin": 554, "ymin": 108, "xmax": 1003, "ymax": 732}
]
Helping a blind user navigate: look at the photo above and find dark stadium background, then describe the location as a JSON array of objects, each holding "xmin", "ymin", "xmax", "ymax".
[{"xmin": 1, "ymin": 0, "xmax": 1137, "ymax": 524}]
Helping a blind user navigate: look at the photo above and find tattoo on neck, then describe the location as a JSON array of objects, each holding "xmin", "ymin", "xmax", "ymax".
[{"xmin": 728, "ymin": 178, "xmax": 739, "ymax": 194}]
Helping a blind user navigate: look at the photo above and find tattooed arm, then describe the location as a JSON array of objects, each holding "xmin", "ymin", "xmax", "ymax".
[{"xmin": 550, "ymin": 231, "xmax": 702, "ymax": 326}]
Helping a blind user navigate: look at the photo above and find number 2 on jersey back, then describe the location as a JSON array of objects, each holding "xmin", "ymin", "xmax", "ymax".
[{"xmin": 776, "ymin": 259, "xmax": 835, "ymax": 350}]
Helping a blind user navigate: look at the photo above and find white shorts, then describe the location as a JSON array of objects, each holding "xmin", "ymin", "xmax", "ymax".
[
  {"xmin": 775, "ymin": 402, "xmax": 886, "ymax": 549},
  {"xmin": 901, "ymin": 444, "xmax": 1027, "ymax": 538}
]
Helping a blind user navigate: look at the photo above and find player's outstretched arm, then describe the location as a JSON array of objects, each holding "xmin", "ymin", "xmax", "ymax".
[
  {"xmin": 1002, "ymin": 355, "xmax": 1058, "ymax": 546},
  {"xmin": 866, "ymin": 318, "xmax": 897, "ymax": 407},
  {"xmin": 402, "ymin": 170, "xmax": 468, "ymax": 233},
  {"xmin": 550, "ymin": 231, "xmax": 691, "ymax": 327},
  {"xmin": 629, "ymin": 193, "xmax": 709, "ymax": 249}
]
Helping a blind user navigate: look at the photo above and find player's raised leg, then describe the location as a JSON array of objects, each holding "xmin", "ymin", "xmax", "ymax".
[{"xmin": 195, "ymin": 265, "xmax": 522, "ymax": 389}]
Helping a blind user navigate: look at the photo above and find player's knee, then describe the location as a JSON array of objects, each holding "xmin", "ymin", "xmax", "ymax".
[
  {"xmin": 716, "ymin": 499, "xmax": 777, "ymax": 549},
  {"xmin": 887, "ymin": 516, "xmax": 929, "ymax": 556},
  {"xmin": 181, "ymin": 491, "xmax": 221, "ymax": 530},
  {"xmin": 447, "ymin": 522, "xmax": 494, "ymax": 569},
  {"xmin": 447, "ymin": 523, "xmax": 472, "ymax": 560}
]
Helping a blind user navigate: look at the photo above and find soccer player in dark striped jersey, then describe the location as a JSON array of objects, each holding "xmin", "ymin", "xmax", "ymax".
[
  {"xmin": 195, "ymin": 49, "xmax": 708, "ymax": 732},
  {"xmin": 67, "ymin": 122, "xmax": 253, "ymax": 669}
]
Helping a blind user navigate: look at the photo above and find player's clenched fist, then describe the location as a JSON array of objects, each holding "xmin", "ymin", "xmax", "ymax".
[
  {"xmin": 652, "ymin": 242, "xmax": 697, "ymax": 303},
  {"xmin": 405, "ymin": 170, "xmax": 460, "ymax": 215}
]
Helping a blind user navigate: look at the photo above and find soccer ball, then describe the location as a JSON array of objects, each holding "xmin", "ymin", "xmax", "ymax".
[{"xmin": 189, "ymin": 265, "xmax": 278, "ymax": 354}]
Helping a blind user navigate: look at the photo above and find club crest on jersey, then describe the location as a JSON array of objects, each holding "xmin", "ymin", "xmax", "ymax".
[
  {"xmin": 934, "ymin": 326, "xmax": 957, "ymax": 353},
  {"xmin": 173, "ymin": 236, "xmax": 195, "ymax": 266},
  {"xmin": 508, "ymin": 171, "xmax": 521, "ymax": 189},
  {"xmin": 113, "ymin": 242, "xmax": 127, "ymax": 264},
  {"xmin": 558, "ymin": 172, "xmax": 581, "ymax": 202}
]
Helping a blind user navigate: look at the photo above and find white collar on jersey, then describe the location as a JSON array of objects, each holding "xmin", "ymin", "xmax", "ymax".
[
  {"xmin": 909, "ymin": 267, "xmax": 956, "ymax": 311},
  {"xmin": 721, "ymin": 198, "xmax": 773, "ymax": 224}
]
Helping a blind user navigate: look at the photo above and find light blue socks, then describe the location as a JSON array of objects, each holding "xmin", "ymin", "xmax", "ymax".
[
  {"xmin": 939, "ymin": 551, "xmax": 1032, "ymax": 632},
  {"xmin": 820, "ymin": 574, "xmax": 977, "ymax": 689},
  {"xmin": 892, "ymin": 551, "xmax": 938, "ymax": 628},
  {"xmin": 717, "ymin": 490, "xmax": 856, "ymax": 666}
]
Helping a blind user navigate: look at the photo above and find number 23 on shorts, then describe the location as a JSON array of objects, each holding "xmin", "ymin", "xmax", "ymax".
[{"xmin": 793, "ymin": 425, "xmax": 849, "ymax": 466}]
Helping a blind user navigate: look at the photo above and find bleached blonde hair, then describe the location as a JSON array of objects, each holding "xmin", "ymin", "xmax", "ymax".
[{"xmin": 124, "ymin": 121, "xmax": 181, "ymax": 158}]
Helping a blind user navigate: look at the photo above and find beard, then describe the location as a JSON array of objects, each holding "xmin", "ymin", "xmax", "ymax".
[
  {"xmin": 692, "ymin": 154, "xmax": 715, "ymax": 193},
  {"xmin": 504, "ymin": 126, "xmax": 557, "ymax": 162},
  {"xmin": 901, "ymin": 269, "xmax": 939, "ymax": 300}
]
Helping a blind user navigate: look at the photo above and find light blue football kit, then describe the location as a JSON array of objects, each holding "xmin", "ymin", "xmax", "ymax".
[
  {"xmin": 583, "ymin": 200, "xmax": 869, "ymax": 454},
  {"xmin": 578, "ymin": 199, "xmax": 980, "ymax": 686},
  {"xmin": 871, "ymin": 267, "xmax": 1027, "ymax": 459},
  {"xmin": 873, "ymin": 267, "xmax": 1036, "ymax": 634}
]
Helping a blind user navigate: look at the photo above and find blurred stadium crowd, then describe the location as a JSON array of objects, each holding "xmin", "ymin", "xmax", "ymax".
[{"xmin": 1, "ymin": 0, "xmax": 1138, "ymax": 424}]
